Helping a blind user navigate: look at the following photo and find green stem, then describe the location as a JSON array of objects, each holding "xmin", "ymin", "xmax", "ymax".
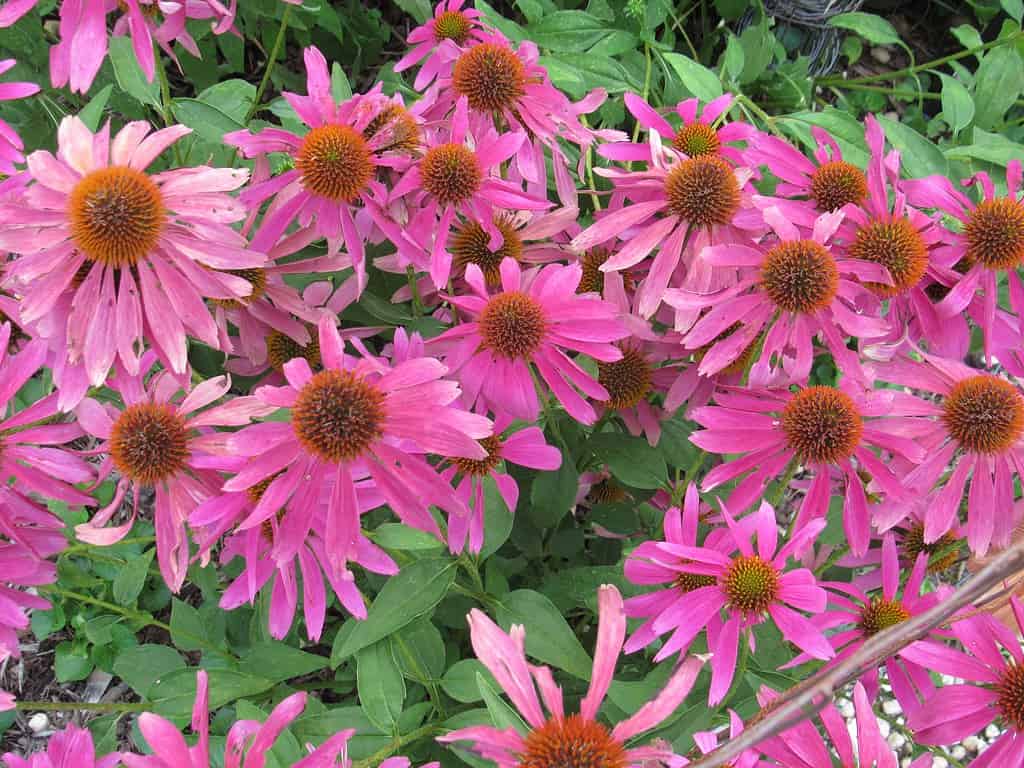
[
  {"xmin": 627, "ymin": 43, "xmax": 654, "ymax": 170},
  {"xmin": 15, "ymin": 701, "xmax": 147, "ymax": 713},
  {"xmin": 579, "ymin": 116, "xmax": 602, "ymax": 212},
  {"xmin": 246, "ymin": 5, "xmax": 294, "ymax": 123},
  {"xmin": 813, "ymin": 544, "xmax": 849, "ymax": 578},
  {"xmin": 350, "ymin": 724, "xmax": 442, "ymax": 768},
  {"xmin": 818, "ymin": 31, "xmax": 1022, "ymax": 86},
  {"xmin": 682, "ymin": 449, "xmax": 707, "ymax": 492},
  {"xmin": 406, "ymin": 265, "xmax": 424, "ymax": 317}
]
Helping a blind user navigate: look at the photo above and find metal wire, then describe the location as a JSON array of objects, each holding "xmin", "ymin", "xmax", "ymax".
[{"xmin": 739, "ymin": 0, "xmax": 865, "ymax": 76}]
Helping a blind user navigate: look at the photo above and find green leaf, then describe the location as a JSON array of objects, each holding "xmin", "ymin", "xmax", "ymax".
[
  {"xmin": 661, "ymin": 52, "xmax": 723, "ymax": 102},
  {"xmin": 973, "ymin": 46, "xmax": 1024, "ymax": 128},
  {"xmin": 331, "ymin": 62, "xmax": 353, "ymax": 102},
  {"xmin": 540, "ymin": 565, "xmax": 634, "ymax": 612},
  {"xmin": 108, "ymin": 36, "xmax": 161, "ymax": 111},
  {"xmin": 172, "ymin": 98, "xmax": 246, "ymax": 145},
  {"xmin": 291, "ymin": 707, "xmax": 389, "ymax": 759},
  {"xmin": 334, "ymin": 558, "xmax": 457, "ymax": 661},
  {"xmin": 951, "ymin": 25, "xmax": 984, "ymax": 55},
  {"xmin": 527, "ymin": 11, "xmax": 611, "ymax": 52},
  {"xmin": 589, "ymin": 433, "xmax": 667, "ymax": 490},
  {"xmin": 112, "ymin": 645, "xmax": 185, "ymax": 697},
  {"xmin": 196, "ymin": 79, "xmax": 255, "ymax": 123},
  {"xmin": 357, "ymin": 641, "xmax": 406, "ymax": 732},
  {"xmin": 239, "ymin": 641, "xmax": 329, "ymax": 683},
  {"xmin": 938, "ymin": 73, "xmax": 975, "ymax": 135},
  {"xmin": 55, "ymin": 641, "xmax": 93, "ymax": 683},
  {"xmin": 480, "ymin": 476, "xmax": 514, "ymax": 558},
  {"xmin": 944, "ymin": 128, "xmax": 1024, "ymax": 165},
  {"xmin": 169, "ymin": 598, "xmax": 209, "ymax": 652},
  {"xmin": 737, "ymin": 18, "xmax": 774, "ymax": 84},
  {"xmin": 441, "ymin": 659, "xmax": 499, "ymax": 703},
  {"xmin": 112, "ymin": 547, "xmax": 154, "ymax": 606},
  {"xmin": 371, "ymin": 523, "xmax": 445, "ymax": 552},
  {"xmin": 1002, "ymin": 0, "xmax": 1024, "ymax": 22},
  {"xmin": 722, "ymin": 34, "xmax": 745, "ymax": 83},
  {"xmin": 79, "ymin": 84, "xmax": 113, "ymax": 131},
  {"xmin": 779, "ymin": 109, "xmax": 869, "ymax": 168},
  {"xmin": 876, "ymin": 115, "xmax": 949, "ymax": 178},
  {"xmin": 477, "ymin": 672, "xmax": 529, "ymax": 732},
  {"xmin": 393, "ymin": 0, "xmax": 433, "ymax": 24},
  {"xmin": 528, "ymin": 449, "xmax": 577, "ymax": 528},
  {"xmin": 495, "ymin": 589, "xmax": 593, "ymax": 680},
  {"xmin": 149, "ymin": 669, "xmax": 274, "ymax": 718},
  {"xmin": 548, "ymin": 53, "xmax": 638, "ymax": 95},
  {"xmin": 828, "ymin": 12, "xmax": 902, "ymax": 46},
  {"xmin": 390, "ymin": 619, "xmax": 445, "ymax": 681}
]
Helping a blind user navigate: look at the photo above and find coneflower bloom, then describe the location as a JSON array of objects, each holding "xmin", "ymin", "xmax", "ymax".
[
  {"xmin": 870, "ymin": 351, "xmax": 1024, "ymax": 555},
  {"xmin": 440, "ymin": 409, "xmax": 561, "ymax": 553},
  {"xmin": 2, "ymin": 723, "xmax": 122, "ymax": 768},
  {"xmin": 669, "ymin": 208, "xmax": 889, "ymax": 385},
  {"xmin": 903, "ymin": 597, "xmax": 1024, "ymax": 767},
  {"xmin": 226, "ymin": 50, "xmax": 421, "ymax": 295},
  {"xmin": 0, "ymin": 116, "xmax": 262, "ymax": 384},
  {"xmin": 835, "ymin": 115, "xmax": 965, "ymax": 357},
  {"xmin": 625, "ymin": 500, "xmax": 832, "ymax": 704},
  {"xmin": 393, "ymin": 0, "xmax": 493, "ymax": 89},
  {"xmin": 434, "ymin": 258, "xmax": 629, "ymax": 425},
  {"xmin": 74, "ymin": 358, "xmax": 273, "ymax": 591},
  {"xmin": 747, "ymin": 125, "xmax": 869, "ymax": 228},
  {"xmin": 755, "ymin": 682, "xmax": 929, "ymax": 768},
  {"xmin": 390, "ymin": 97, "xmax": 550, "ymax": 287},
  {"xmin": 602, "ymin": 92, "xmax": 756, "ymax": 167},
  {"xmin": 215, "ymin": 318, "xmax": 491, "ymax": 565},
  {"xmin": 572, "ymin": 130, "xmax": 760, "ymax": 319},
  {"xmin": 787, "ymin": 534, "xmax": 948, "ymax": 713},
  {"xmin": 440, "ymin": 585, "xmax": 705, "ymax": 767},
  {"xmin": 191, "ymin": 459, "xmax": 398, "ymax": 640},
  {"xmin": 903, "ymin": 159, "xmax": 1024, "ymax": 359},
  {"xmin": 689, "ymin": 382, "xmax": 925, "ymax": 555},
  {"xmin": 685, "ymin": 713, "xmax": 766, "ymax": 768},
  {"xmin": 0, "ymin": 60, "xmax": 38, "ymax": 175},
  {"xmin": 123, "ymin": 669, "xmax": 312, "ymax": 768}
]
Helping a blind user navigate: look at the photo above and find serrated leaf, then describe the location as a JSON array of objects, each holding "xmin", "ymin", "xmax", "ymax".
[
  {"xmin": 661, "ymin": 52, "xmax": 723, "ymax": 102},
  {"xmin": 495, "ymin": 589, "xmax": 593, "ymax": 680},
  {"xmin": 333, "ymin": 558, "xmax": 457, "ymax": 661},
  {"xmin": 112, "ymin": 547, "xmax": 154, "ymax": 606},
  {"xmin": 357, "ymin": 641, "xmax": 406, "ymax": 732}
]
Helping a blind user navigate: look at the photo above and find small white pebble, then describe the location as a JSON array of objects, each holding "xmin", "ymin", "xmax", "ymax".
[
  {"xmin": 985, "ymin": 724, "xmax": 1000, "ymax": 739},
  {"xmin": 932, "ymin": 758, "xmax": 948, "ymax": 768},
  {"xmin": 887, "ymin": 732, "xmax": 906, "ymax": 750},
  {"xmin": 27, "ymin": 713, "xmax": 48, "ymax": 734},
  {"xmin": 882, "ymin": 699, "xmax": 902, "ymax": 716},
  {"xmin": 951, "ymin": 746, "xmax": 967, "ymax": 760},
  {"xmin": 837, "ymin": 699, "xmax": 855, "ymax": 719},
  {"xmin": 962, "ymin": 736, "xmax": 982, "ymax": 752},
  {"xmin": 878, "ymin": 719, "xmax": 891, "ymax": 738}
]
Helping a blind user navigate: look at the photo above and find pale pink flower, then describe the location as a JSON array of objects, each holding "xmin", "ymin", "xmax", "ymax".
[
  {"xmin": 212, "ymin": 318, "xmax": 491, "ymax": 565},
  {"xmin": 74, "ymin": 356, "xmax": 273, "ymax": 591},
  {"xmin": 440, "ymin": 585, "xmax": 704, "ymax": 768},
  {"xmin": 393, "ymin": 0, "xmax": 493, "ymax": 89},
  {"xmin": 0, "ymin": 116, "xmax": 262, "ymax": 384},
  {"xmin": 624, "ymin": 499, "xmax": 832, "ymax": 704},
  {"xmin": 0, "ymin": 60, "xmax": 39, "ymax": 175},
  {"xmin": 433, "ymin": 258, "xmax": 629, "ymax": 425},
  {"xmin": 2, "ymin": 723, "xmax": 122, "ymax": 768}
]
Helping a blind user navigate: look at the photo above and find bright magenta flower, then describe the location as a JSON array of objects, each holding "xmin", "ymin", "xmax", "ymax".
[
  {"xmin": 440, "ymin": 585, "xmax": 704, "ymax": 768},
  {"xmin": 669, "ymin": 208, "xmax": 889, "ymax": 385},
  {"xmin": 393, "ymin": 0, "xmax": 492, "ymax": 89},
  {"xmin": 690, "ymin": 382, "xmax": 925, "ymax": 555},
  {"xmin": 0, "ymin": 59, "xmax": 39, "ymax": 175},
  {"xmin": 904, "ymin": 159, "xmax": 1024, "ymax": 360},
  {"xmin": 74, "ymin": 357, "xmax": 273, "ymax": 591},
  {"xmin": 870, "ymin": 351, "xmax": 1024, "ymax": 555},
  {"xmin": 215, "ymin": 318, "xmax": 491, "ymax": 562},
  {"xmin": 903, "ymin": 598, "xmax": 1024, "ymax": 767},
  {"xmin": 2, "ymin": 723, "xmax": 122, "ymax": 768},
  {"xmin": 624, "ymin": 499, "xmax": 832, "ymax": 704},
  {"xmin": 0, "ymin": 0, "xmax": 36, "ymax": 28},
  {"xmin": 0, "ymin": 116, "xmax": 262, "ymax": 384},
  {"xmin": 434, "ymin": 258, "xmax": 629, "ymax": 425}
]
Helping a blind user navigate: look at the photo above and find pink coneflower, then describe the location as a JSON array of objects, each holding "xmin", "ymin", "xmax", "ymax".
[
  {"xmin": 686, "ymin": 713, "xmax": 766, "ymax": 768},
  {"xmin": 440, "ymin": 585, "xmax": 704, "ymax": 767},
  {"xmin": 2, "ymin": 723, "xmax": 122, "ymax": 768},
  {"xmin": 393, "ymin": 0, "xmax": 492, "ymax": 89},
  {"xmin": 50, "ymin": 1, "xmax": 232, "ymax": 94},
  {"xmin": 903, "ymin": 159, "xmax": 1024, "ymax": 360},
  {"xmin": 755, "ymin": 682, "xmax": 929, "ymax": 768},
  {"xmin": 0, "ymin": 0, "xmax": 36, "ymax": 28},
  {"xmin": 747, "ymin": 124, "xmax": 869, "ymax": 228},
  {"xmin": 669, "ymin": 208, "xmax": 890, "ymax": 385},
  {"xmin": 870, "ymin": 351, "xmax": 1024, "ymax": 555},
  {"xmin": 0, "ymin": 115, "xmax": 262, "ymax": 384},
  {"xmin": 834, "ymin": 115, "xmax": 965, "ymax": 358},
  {"xmin": 602, "ymin": 92, "xmax": 756, "ymax": 168},
  {"xmin": 214, "ymin": 318, "xmax": 491, "ymax": 564},
  {"xmin": 74, "ymin": 357, "xmax": 273, "ymax": 591},
  {"xmin": 787, "ymin": 534, "xmax": 948, "ymax": 713},
  {"xmin": 572, "ymin": 128, "xmax": 761, "ymax": 319},
  {"xmin": 123, "ymin": 669, "xmax": 313, "ymax": 768},
  {"xmin": 191, "ymin": 459, "xmax": 397, "ymax": 640},
  {"xmin": 690, "ymin": 381, "xmax": 925, "ymax": 555},
  {"xmin": 390, "ymin": 97, "xmax": 550, "ymax": 287},
  {"xmin": 227, "ymin": 51, "xmax": 424, "ymax": 296},
  {"xmin": 624, "ymin": 500, "xmax": 832, "ymax": 704},
  {"xmin": 433, "ymin": 258, "xmax": 629, "ymax": 425},
  {"xmin": 0, "ymin": 60, "xmax": 39, "ymax": 175},
  {"xmin": 903, "ymin": 598, "xmax": 1024, "ymax": 767},
  {"xmin": 440, "ymin": 409, "xmax": 561, "ymax": 553}
]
